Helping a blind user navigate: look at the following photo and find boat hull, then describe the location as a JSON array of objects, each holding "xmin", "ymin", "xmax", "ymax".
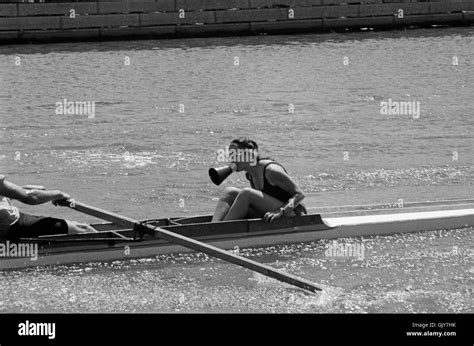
[{"xmin": 1, "ymin": 208, "xmax": 473, "ymax": 270}]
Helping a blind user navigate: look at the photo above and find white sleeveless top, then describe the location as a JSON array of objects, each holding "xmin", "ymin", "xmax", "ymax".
[{"xmin": 0, "ymin": 175, "xmax": 20, "ymax": 231}]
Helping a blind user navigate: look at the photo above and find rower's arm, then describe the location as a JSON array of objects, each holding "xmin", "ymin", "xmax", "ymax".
[
  {"xmin": 0, "ymin": 177, "xmax": 68, "ymax": 205},
  {"xmin": 265, "ymin": 167, "xmax": 305, "ymax": 214}
]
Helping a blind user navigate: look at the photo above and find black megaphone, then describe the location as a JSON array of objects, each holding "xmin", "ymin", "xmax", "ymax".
[{"xmin": 209, "ymin": 165, "xmax": 234, "ymax": 185}]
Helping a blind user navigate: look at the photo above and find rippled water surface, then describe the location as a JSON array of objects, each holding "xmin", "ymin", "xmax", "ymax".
[
  {"xmin": 1, "ymin": 228, "xmax": 472, "ymax": 313},
  {"xmin": 0, "ymin": 27, "xmax": 473, "ymax": 312}
]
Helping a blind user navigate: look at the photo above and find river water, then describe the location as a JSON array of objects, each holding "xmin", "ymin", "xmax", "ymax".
[{"xmin": 0, "ymin": 27, "xmax": 472, "ymax": 312}]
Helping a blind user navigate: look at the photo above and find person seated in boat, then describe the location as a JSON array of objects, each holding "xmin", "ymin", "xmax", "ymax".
[
  {"xmin": 0, "ymin": 174, "xmax": 96, "ymax": 239},
  {"xmin": 212, "ymin": 138, "xmax": 307, "ymax": 222}
]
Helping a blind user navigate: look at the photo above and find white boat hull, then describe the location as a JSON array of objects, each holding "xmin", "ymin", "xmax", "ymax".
[{"xmin": 1, "ymin": 208, "xmax": 473, "ymax": 270}]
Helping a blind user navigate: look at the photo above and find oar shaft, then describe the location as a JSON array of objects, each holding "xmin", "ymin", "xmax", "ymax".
[
  {"xmin": 65, "ymin": 200, "xmax": 322, "ymax": 292},
  {"xmin": 71, "ymin": 202, "xmax": 136, "ymax": 228},
  {"xmin": 144, "ymin": 221, "xmax": 321, "ymax": 292}
]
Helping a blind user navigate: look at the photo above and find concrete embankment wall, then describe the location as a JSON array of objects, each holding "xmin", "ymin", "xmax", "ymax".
[{"xmin": 0, "ymin": 0, "xmax": 473, "ymax": 44}]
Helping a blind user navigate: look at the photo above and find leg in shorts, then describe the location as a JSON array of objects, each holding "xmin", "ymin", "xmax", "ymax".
[{"xmin": 6, "ymin": 212, "xmax": 68, "ymax": 239}]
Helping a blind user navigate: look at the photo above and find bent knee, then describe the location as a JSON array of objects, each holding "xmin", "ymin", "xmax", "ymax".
[
  {"xmin": 236, "ymin": 187, "xmax": 258, "ymax": 200},
  {"xmin": 220, "ymin": 187, "xmax": 241, "ymax": 201},
  {"xmin": 239, "ymin": 187, "xmax": 254, "ymax": 195}
]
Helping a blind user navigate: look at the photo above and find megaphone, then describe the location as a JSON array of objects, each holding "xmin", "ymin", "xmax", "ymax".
[{"xmin": 209, "ymin": 165, "xmax": 234, "ymax": 185}]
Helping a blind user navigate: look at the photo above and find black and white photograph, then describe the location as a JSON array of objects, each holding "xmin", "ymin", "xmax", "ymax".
[{"xmin": 0, "ymin": 0, "xmax": 472, "ymax": 344}]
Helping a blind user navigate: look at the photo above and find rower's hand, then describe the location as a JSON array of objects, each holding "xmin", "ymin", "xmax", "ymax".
[
  {"xmin": 263, "ymin": 210, "xmax": 283, "ymax": 223},
  {"xmin": 52, "ymin": 191, "xmax": 71, "ymax": 206}
]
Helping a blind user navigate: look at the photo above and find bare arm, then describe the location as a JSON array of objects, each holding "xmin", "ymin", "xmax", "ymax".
[
  {"xmin": 22, "ymin": 185, "xmax": 45, "ymax": 190},
  {"xmin": 265, "ymin": 166, "xmax": 305, "ymax": 214},
  {"xmin": 0, "ymin": 179, "xmax": 69, "ymax": 205}
]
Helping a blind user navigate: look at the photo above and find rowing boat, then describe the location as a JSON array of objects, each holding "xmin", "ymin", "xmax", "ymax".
[{"xmin": 1, "ymin": 203, "xmax": 473, "ymax": 270}]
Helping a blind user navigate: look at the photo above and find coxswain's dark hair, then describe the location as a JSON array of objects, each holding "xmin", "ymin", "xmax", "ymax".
[
  {"xmin": 230, "ymin": 137, "xmax": 258, "ymax": 151},
  {"xmin": 230, "ymin": 137, "xmax": 272, "ymax": 162}
]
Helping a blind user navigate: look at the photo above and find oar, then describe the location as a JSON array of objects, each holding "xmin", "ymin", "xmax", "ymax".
[{"xmin": 56, "ymin": 199, "xmax": 322, "ymax": 293}]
